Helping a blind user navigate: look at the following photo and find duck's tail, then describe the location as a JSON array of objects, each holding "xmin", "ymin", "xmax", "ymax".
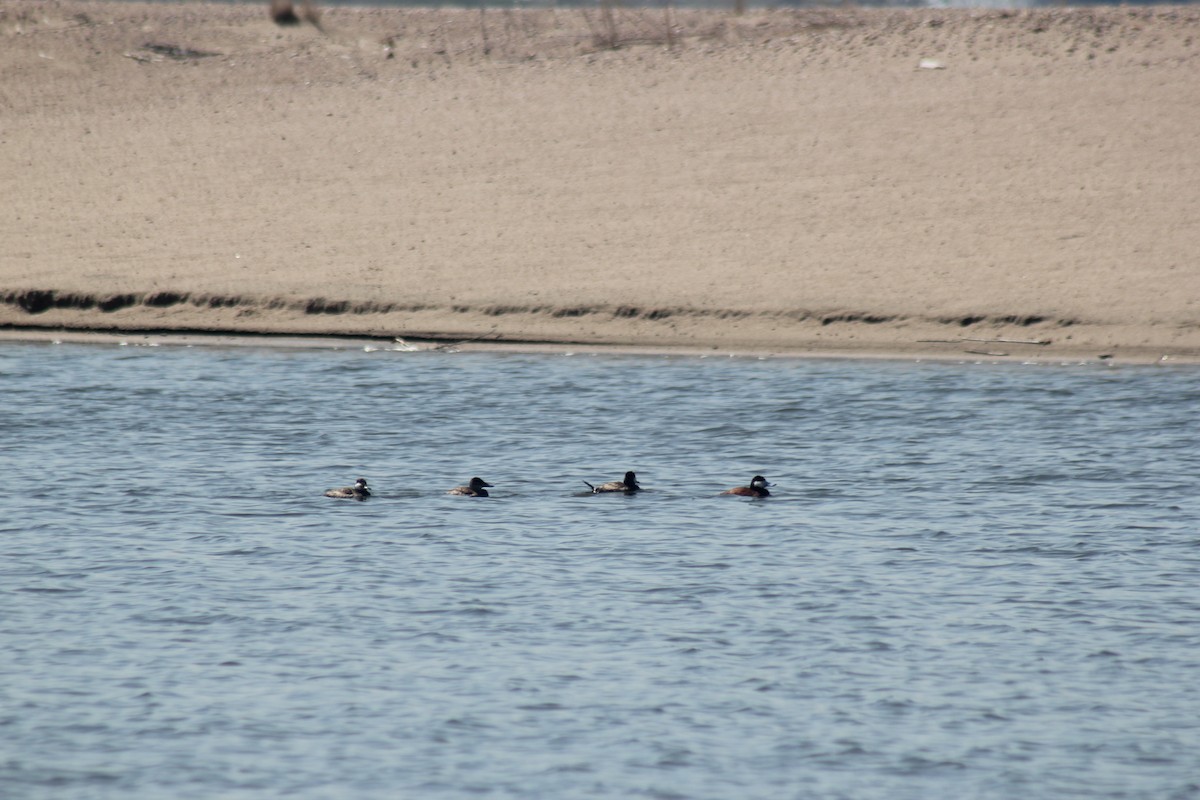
[{"xmin": 582, "ymin": 480, "xmax": 596, "ymax": 492}]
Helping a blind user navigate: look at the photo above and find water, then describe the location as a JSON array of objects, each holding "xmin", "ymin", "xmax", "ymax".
[{"xmin": 2, "ymin": 341, "xmax": 1199, "ymax": 799}]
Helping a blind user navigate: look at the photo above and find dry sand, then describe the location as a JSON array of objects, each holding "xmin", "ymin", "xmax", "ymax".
[{"xmin": 2, "ymin": 1, "xmax": 1199, "ymax": 360}]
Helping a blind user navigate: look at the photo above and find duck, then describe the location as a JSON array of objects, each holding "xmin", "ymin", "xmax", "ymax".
[
  {"xmin": 325, "ymin": 477, "xmax": 370, "ymax": 500},
  {"xmin": 448, "ymin": 477, "xmax": 493, "ymax": 497},
  {"xmin": 583, "ymin": 470, "xmax": 641, "ymax": 494},
  {"xmin": 721, "ymin": 475, "xmax": 773, "ymax": 497}
]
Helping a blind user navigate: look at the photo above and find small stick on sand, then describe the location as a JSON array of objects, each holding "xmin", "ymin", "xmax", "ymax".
[
  {"xmin": 962, "ymin": 337, "xmax": 1051, "ymax": 346},
  {"xmin": 918, "ymin": 337, "xmax": 1051, "ymax": 346},
  {"xmin": 431, "ymin": 328, "xmax": 501, "ymax": 351}
]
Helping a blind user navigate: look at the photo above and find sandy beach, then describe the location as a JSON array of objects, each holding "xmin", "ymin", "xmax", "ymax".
[{"xmin": 2, "ymin": 1, "xmax": 1198, "ymax": 360}]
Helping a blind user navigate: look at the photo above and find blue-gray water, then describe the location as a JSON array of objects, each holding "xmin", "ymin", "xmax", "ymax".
[{"xmin": 3, "ymin": 342, "xmax": 1199, "ymax": 799}]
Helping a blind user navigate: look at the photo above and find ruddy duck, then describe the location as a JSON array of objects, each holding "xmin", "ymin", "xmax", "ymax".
[
  {"xmin": 448, "ymin": 477, "xmax": 493, "ymax": 497},
  {"xmin": 722, "ymin": 475, "xmax": 772, "ymax": 497},
  {"xmin": 583, "ymin": 471, "xmax": 641, "ymax": 494},
  {"xmin": 325, "ymin": 477, "xmax": 370, "ymax": 500}
]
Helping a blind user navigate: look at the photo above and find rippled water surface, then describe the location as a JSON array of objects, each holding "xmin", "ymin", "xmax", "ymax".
[{"xmin": 3, "ymin": 342, "xmax": 1199, "ymax": 799}]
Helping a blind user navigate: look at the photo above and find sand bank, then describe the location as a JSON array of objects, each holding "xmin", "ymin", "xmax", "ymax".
[{"xmin": 3, "ymin": 1, "xmax": 1199, "ymax": 361}]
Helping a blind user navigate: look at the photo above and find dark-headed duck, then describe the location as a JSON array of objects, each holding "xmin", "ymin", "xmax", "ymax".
[
  {"xmin": 583, "ymin": 470, "xmax": 641, "ymax": 494},
  {"xmin": 721, "ymin": 475, "xmax": 772, "ymax": 498},
  {"xmin": 325, "ymin": 477, "xmax": 370, "ymax": 500},
  {"xmin": 448, "ymin": 477, "xmax": 493, "ymax": 497}
]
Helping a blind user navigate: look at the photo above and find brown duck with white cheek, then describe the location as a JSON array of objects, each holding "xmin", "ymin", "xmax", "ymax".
[
  {"xmin": 325, "ymin": 477, "xmax": 371, "ymax": 500},
  {"xmin": 448, "ymin": 477, "xmax": 493, "ymax": 497},
  {"xmin": 583, "ymin": 471, "xmax": 641, "ymax": 494},
  {"xmin": 721, "ymin": 475, "xmax": 773, "ymax": 498}
]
